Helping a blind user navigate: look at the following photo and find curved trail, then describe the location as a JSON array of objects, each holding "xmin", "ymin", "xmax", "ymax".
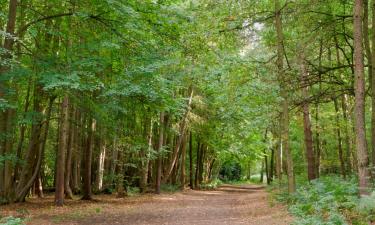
[
  {"xmin": 5, "ymin": 184, "xmax": 292, "ymax": 225},
  {"xmin": 73, "ymin": 184, "xmax": 291, "ymax": 225}
]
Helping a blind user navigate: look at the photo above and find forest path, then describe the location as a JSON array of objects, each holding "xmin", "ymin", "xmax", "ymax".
[{"xmin": 3, "ymin": 184, "xmax": 292, "ymax": 225}]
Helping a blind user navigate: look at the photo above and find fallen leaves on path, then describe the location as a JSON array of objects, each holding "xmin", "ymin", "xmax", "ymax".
[{"xmin": 0, "ymin": 184, "xmax": 292, "ymax": 225}]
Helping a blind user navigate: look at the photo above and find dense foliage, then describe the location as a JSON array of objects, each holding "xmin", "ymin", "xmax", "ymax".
[{"xmin": 1, "ymin": 0, "xmax": 375, "ymax": 223}]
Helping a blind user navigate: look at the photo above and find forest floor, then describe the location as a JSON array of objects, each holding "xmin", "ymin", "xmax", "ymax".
[{"xmin": 0, "ymin": 184, "xmax": 292, "ymax": 225}]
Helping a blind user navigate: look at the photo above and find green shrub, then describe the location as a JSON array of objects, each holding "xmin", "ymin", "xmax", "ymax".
[
  {"xmin": 200, "ymin": 179, "xmax": 223, "ymax": 190},
  {"xmin": 0, "ymin": 217, "xmax": 24, "ymax": 225},
  {"xmin": 219, "ymin": 161, "xmax": 242, "ymax": 181},
  {"xmin": 159, "ymin": 184, "xmax": 179, "ymax": 193},
  {"xmin": 357, "ymin": 191, "xmax": 375, "ymax": 222},
  {"xmin": 275, "ymin": 176, "xmax": 369, "ymax": 225}
]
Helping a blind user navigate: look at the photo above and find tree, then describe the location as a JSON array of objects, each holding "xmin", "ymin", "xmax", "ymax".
[{"xmin": 353, "ymin": 0, "xmax": 370, "ymax": 196}]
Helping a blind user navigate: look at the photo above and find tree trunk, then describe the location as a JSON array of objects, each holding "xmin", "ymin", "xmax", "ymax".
[
  {"xmin": 156, "ymin": 112, "xmax": 164, "ymax": 194},
  {"xmin": 96, "ymin": 139, "xmax": 106, "ymax": 192},
  {"xmin": 0, "ymin": 0, "xmax": 18, "ymax": 202},
  {"xmin": 299, "ymin": 51, "xmax": 317, "ymax": 181},
  {"xmin": 195, "ymin": 142, "xmax": 201, "ymax": 189},
  {"xmin": 163, "ymin": 88, "xmax": 194, "ymax": 182},
  {"xmin": 116, "ymin": 149, "xmax": 126, "ymax": 198},
  {"xmin": 260, "ymin": 161, "xmax": 264, "ymax": 183},
  {"xmin": 71, "ymin": 109, "xmax": 81, "ymax": 194},
  {"xmin": 269, "ymin": 146, "xmax": 274, "ymax": 183},
  {"xmin": 341, "ymin": 95, "xmax": 352, "ymax": 174},
  {"xmin": 65, "ymin": 106, "xmax": 75, "ymax": 199},
  {"xmin": 15, "ymin": 96, "xmax": 54, "ymax": 202},
  {"xmin": 82, "ymin": 118, "xmax": 96, "ymax": 200},
  {"xmin": 371, "ymin": 0, "xmax": 375, "ymax": 168},
  {"xmin": 275, "ymin": 0, "xmax": 295, "ymax": 193},
  {"xmin": 315, "ymin": 104, "xmax": 321, "ymax": 178},
  {"xmin": 189, "ymin": 132, "xmax": 194, "ymax": 189},
  {"xmin": 353, "ymin": 0, "xmax": 371, "ymax": 196},
  {"xmin": 55, "ymin": 96, "xmax": 69, "ymax": 206},
  {"xmin": 264, "ymin": 152, "xmax": 270, "ymax": 184},
  {"xmin": 140, "ymin": 116, "xmax": 152, "ymax": 193},
  {"xmin": 35, "ymin": 174, "xmax": 44, "ymax": 198},
  {"xmin": 180, "ymin": 135, "xmax": 187, "ymax": 190},
  {"xmin": 109, "ymin": 136, "xmax": 118, "ymax": 190},
  {"xmin": 364, "ymin": 0, "xmax": 372, "ymax": 89},
  {"xmin": 334, "ymin": 98, "xmax": 346, "ymax": 179}
]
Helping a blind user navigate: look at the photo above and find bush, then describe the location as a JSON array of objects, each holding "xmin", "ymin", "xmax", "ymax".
[
  {"xmin": 200, "ymin": 179, "xmax": 223, "ymax": 190},
  {"xmin": 358, "ymin": 191, "xmax": 375, "ymax": 222},
  {"xmin": 160, "ymin": 184, "xmax": 179, "ymax": 193},
  {"xmin": 0, "ymin": 217, "xmax": 24, "ymax": 225},
  {"xmin": 219, "ymin": 161, "xmax": 241, "ymax": 181},
  {"xmin": 275, "ymin": 176, "xmax": 370, "ymax": 225}
]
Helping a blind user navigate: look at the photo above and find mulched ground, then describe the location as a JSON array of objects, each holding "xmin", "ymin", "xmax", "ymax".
[{"xmin": 0, "ymin": 184, "xmax": 292, "ymax": 225}]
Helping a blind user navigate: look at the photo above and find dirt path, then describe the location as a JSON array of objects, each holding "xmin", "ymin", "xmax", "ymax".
[{"xmin": 1, "ymin": 184, "xmax": 292, "ymax": 225}]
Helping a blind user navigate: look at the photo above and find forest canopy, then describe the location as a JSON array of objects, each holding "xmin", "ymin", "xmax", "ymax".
[{"xmin": 1, "ymin": 0, "xmax": 375, "ymax": 223}]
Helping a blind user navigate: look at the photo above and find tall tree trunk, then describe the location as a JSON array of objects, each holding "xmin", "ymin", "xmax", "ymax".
[
  {"xmin": 140, "ymin": 116, "xmax": 152, "ymax": 193},
  {"xmin": 260, "ymin": 161, "xmax": 264, "ymax": 183},
  {"xmin": 35, "ymin": 173, "xmax": 44, "ymax": 198},
  {"xmin": 264, "ymin": 151, "xmax": 270, "ymax": 184},
  {"xmin": 189, "ymin": 132, "xmax": 194, "ymax": 189},
  {"xmin": 116, "ymin": 149, "xmax": 126, "ymax": 198},
  {"xmin": 15, "ymin": 96, "xmax": 54, "ymax": 202},
  {"xmin": 71, "ymin": 109, "xmax": 80, "ymax": 193},
  {"xmin": 96, "ymin": 138, "xmax": 106, "ymax": 192},
  {"xmin": 195, "ymin": 142, "xmax": 201, "ymax": 189},
  {"xmin": 55, "ymin": 96, "xmax": 69, "ymax": 206},
  {"xmin": 155, "ymin": 112, "xmax": 164, "ymax": 194},
  {"xmin": 353, "ymin": 0, "xmax": 371, "ymax": 196},
  {"xmin": 364, "ymin": 0, "xmax": 372, "ymax": 89},
  {"xmin": 65, "ymin": 106, "xmax": 75, "ymax": 199},
  {"xmin": 371, "ymin": 0, "xmax": 375, "ymax": 168},
  {"xmin": 269, "ymin": 146, "xmax": 274, "ymax": 183},
  {"xmin": 275, "ymin": 0, "xmax": 295, "ymax": 193},
  {"xmin": 299, "ymin": 51, "xmax": 317, "ymax": 181},
  {"xmin": 275, "ymin": 127, "xmax": 282, "ymax": 184},
  {"xmin": 109, "ymin": 135, "xmax": 118, "ymax": 189},
  {"xmin": 82, "ymin": 117, "xmax": 96, "ymax": 200},
  {"xmin": 334, "ymin": 98, "xmax": 346, "ymax": 178},
  {"xmin": 315, "ymin": 104, "xmax": 321, "ymax": 178},
  {"xmin": 163, "ymin": 88, "xmax": 194, "ymax": 182},
  {"xmin": 180, "ymin": 135, "xmax": 187, "ymax": 190},
  {"xmin": 0, "ymin": 0, "xmax": 18, "ymax": 202},
  {"xmin": 341, "ymin": 95, "xmax": 353, "ymax": 174},
  {"xmin": 14, "ymin": 78, "xmax": 32, "ymax": 183}
]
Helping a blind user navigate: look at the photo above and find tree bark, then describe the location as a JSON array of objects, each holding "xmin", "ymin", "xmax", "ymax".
[
  {"xmin": 371, "ymin": 0, "xmax": 375, "ymax": 168},
  {"xmin": 163, "ymin": 88, "xmax": 193, "ymax": 182},
  {"xmin": 82, "ymin": 117, "xmax": 96, "ymax": 200},
  {"xmin": 341, "ymin": 95, "xmax": 353, "ymax": 174},
  {"xmin": 189, "ymin": 132, "xmax": 194, "ymax": 189},
  {"xmin": 195, "ymin": 142, "xmax": 201, "ymax": 189},
  {"xmin": 55, "ymin": 96, "xmax": 69, "ymax": 206},
  {"xmin": 180, "ymin": 135, "xmax": 187, "ymax": 190},
  {"xmin": 275, "ymin": 0, "xmax": 295, "ymax": 193},
  {"xmin": 334, "ymin": 98, "xmax": 346, "ymax": 178},
  {"xmin": 353, "ymin": 0, "xmax": 371, "ymax": 196},
  {"xmin": 0, "ymin": 0, "xmax": 18, "ymax": 201},
  {"xmin": 96, "ymin": 138, "xmax": 106, "ymax": 192},
  {"xmin": 65, "ymin": 106, "xmax": 75, "ymax": 199},
  {"xmin": 299, "ymin": 51, "xmax": 317, "ymax": 181},
  {"xmin": 156, "ymin": 112, "xmax": 164, "ymax": 194}
]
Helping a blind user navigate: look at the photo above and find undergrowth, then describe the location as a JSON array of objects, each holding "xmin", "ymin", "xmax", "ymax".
[
  {"xmin": 0, "ymin": 216, "xmax": 24, "ymax": 225},
  {"xmin": 200, "ymin": 179, "xmax": 223, "ymax": 190},
  {"xmin": 272, "ymin": 176, "xmax": 374, "ymax": 225}
]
